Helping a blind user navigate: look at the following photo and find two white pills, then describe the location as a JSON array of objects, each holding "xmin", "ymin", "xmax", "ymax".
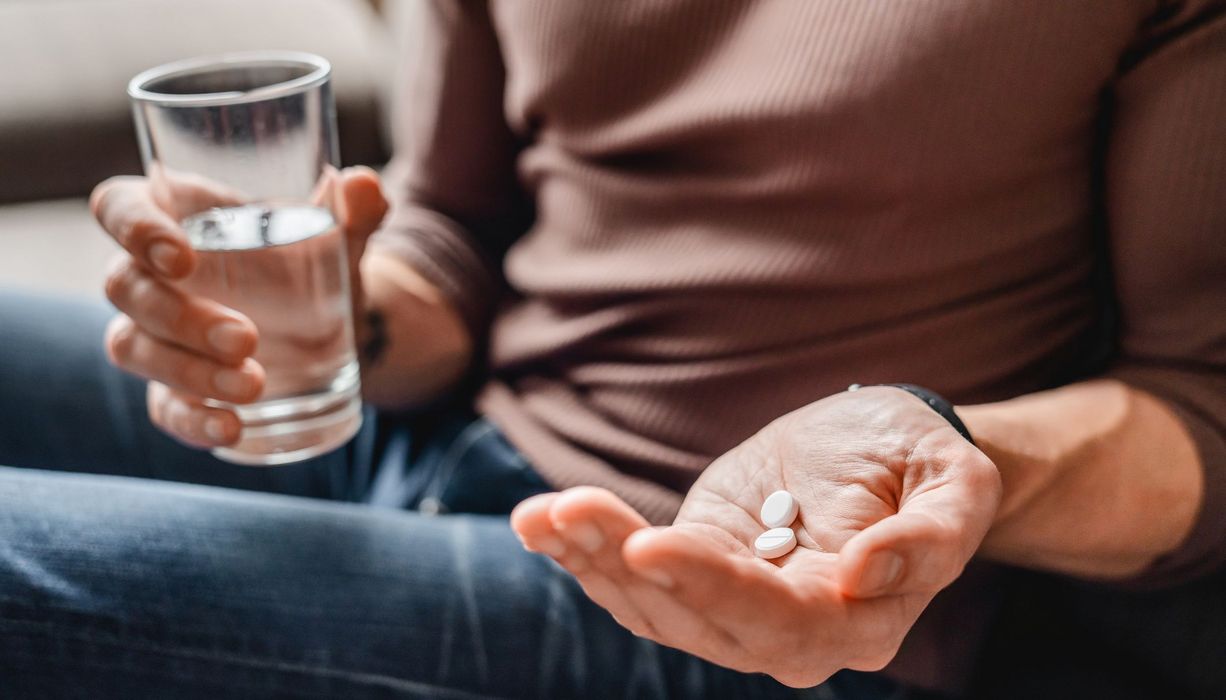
[{"xmin": 753, "ymin": 490, "xmax": 799, "ymax": 559}]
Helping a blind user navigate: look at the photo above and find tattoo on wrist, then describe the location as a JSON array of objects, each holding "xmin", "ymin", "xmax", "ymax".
[{"xmin": 361, "ymin": 308, "xmax": 388, "ymax": 366}]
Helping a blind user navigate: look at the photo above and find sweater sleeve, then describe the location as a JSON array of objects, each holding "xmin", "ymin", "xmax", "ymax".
[
  {"xmin": 368, "ymin": 1, "xmax": 531, "ymax": 340},
  {"xmin": 1101, "ymin": 0, "xmax": 1226, "ymax": 587}
]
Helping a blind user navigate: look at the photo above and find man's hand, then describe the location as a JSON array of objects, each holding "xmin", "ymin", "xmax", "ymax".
[
  {"xmin": 91, "ymin": 167, "xmax": 389, "ymax": 449},
  {"xmin": 511, "ymin": 387, "xmax": 1000, "ymax": 687}
]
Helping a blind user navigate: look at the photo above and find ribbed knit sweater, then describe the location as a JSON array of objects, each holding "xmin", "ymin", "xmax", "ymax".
[{"xmin": 371, "ymin": 1, "xmax": 1226, "ymax": 692}]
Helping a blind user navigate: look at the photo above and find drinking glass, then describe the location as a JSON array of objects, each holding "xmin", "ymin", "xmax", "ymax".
[{"xmin": 128, "ymin": 51, "xmax": 361, "ymax": 465}]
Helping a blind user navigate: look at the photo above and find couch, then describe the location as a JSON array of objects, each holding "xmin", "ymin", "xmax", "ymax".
[{"xmin": 0, "ymin": 0, "xmax": 391, "ymax": 296}]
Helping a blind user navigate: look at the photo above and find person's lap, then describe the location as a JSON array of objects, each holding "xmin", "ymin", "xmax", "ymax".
[
  {"xmin": 0, "ymin": 287, "xmax": 363, "ymax": 501},
  {"xmin": 0, "ymin": 289, "xmax": 910, "ymax": 699}
]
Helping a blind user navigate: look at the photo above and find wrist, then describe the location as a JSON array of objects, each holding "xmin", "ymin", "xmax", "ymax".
[
  {"xmin": 848, "ymin": 383, "xmax": 975, "ymax": 445},
  {"xmin": 955, "ymin": 401, "xmax": 1055, "ymax": 539},
  {"xmin": 955, "ymin": 381, "xmax": 1201, "ymax": 577},
  {"xmin": 358, "ymin": 252, "xmax": 474, "ymax": 408}
]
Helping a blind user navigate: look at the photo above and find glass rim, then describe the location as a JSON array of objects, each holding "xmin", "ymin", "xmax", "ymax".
[{"xmin": 127, "ymin": 51, "xmax": 331, "ymax": 108}]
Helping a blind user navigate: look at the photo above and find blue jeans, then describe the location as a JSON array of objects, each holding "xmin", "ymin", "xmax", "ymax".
[{"xmin": 0, "ymin": 290, "xmax": 919, "ymax": 699}]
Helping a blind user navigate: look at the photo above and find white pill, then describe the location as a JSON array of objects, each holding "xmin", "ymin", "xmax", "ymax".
[
  {"xmin": 754, "ymin": 527, "xmax": 797, "ymax": 559},
  {"xmin": 759, "ymin": 490, "xmax": 799, "ymax": 529}
]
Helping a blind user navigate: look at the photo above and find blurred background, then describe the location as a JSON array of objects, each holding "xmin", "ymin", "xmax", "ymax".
[{"xmin": 0, "ymin": 0, "xmax": 400, "ymax": 296}]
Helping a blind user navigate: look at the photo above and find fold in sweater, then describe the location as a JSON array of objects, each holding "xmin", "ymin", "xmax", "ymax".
[{"xmin": 371, "ymin": 1, "xmax": 1226, "ymax": 692}]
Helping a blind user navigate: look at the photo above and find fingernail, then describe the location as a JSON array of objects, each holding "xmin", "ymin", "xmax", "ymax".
[
  {"xmin": 148, "ymin": 241, "xmax": 180, "ymax": 276},
  {"xmin": 858, "ymin": 551, "xmax": 903, "ymax": 595},
  {"xmin": 207, "ymin": 321, "xmax": 249, "ymax": 356},
  {"xmin": 213, "ymin": 368, "xmax": 253, "ymax": 399},
  {"xmin": 203, "ymin": 416, "xmax": 228, "ymax": 443},
  {"xmin": 638, "ymin": 568, "xmax": 674, "ymax": 589},
  {"xmin": 567, "ymin": 522, "xmax": 605, "ymax": 553},
  {"xmin": 561, "ymin": 551, "xmax": 590, "ymax": 574},
  {"xmin": 534, "ymin": 536, "xmax": 567, "ymax": 558},
  {"xmin": 165, "ymin": 399, "xmax": 190, "ymax": 432}
]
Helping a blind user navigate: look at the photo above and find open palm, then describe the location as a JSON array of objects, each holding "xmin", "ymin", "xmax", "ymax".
[{"xmin": 511, "ymin": 387, "xmax": 1000, "ymax": 687}]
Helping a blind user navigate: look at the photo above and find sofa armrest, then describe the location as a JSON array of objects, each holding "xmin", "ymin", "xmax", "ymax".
[{"xmin": 0, "ymin": 0, "xmax": 391, "ymax": 204}]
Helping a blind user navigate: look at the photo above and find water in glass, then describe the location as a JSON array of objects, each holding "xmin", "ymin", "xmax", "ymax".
[{"xmin": 181, "ymin": 204, "xmax": 361, "ymax": 465}]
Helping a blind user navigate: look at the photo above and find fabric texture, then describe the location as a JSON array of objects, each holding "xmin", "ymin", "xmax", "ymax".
[
  {"xmin": 0, "ymin": 291, "xmax": 924, "ymax": 700},
  {"xmin": 366, "ymin": 0, "xmax": 1226, "ymax": 692}
]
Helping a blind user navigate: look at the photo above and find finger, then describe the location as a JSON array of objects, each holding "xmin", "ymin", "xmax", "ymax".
[
  {"xmin": 836, "ymin": 510, "xmax": 965, "ymax": 599},
  {"xmin": 548, "ymin": 487, "xmax": 649, "ymax": 557},
  {"xmin": 625, "ymin": 526, "xmax": 833, "ymax": 672},
  {"xmin": 613, "ymin": 558, "xmax": 747, "ymax": 666},
  {"xmin": 336, "ymin": 166, "xmax": 389, "ymax": 241},
  {"xmin": 146, "ymin": 164, "xmax": 245, "ymax": 219},
  {"xmin": 510, "ymin": 492, "xmax": 567, "ymax": 557},
  {"xmin": 105, "ymin": 258, "xmax": 257, "ymax": 363},
  {"xmin": 106, "ymin": 316, "xmax": 264, "ymax": 403},
  {"xmin": 91, "ymin": 177, "xmax": 195, "ymax": 278},
  {"xmin": 566, "ymin": 552, "xmax": 744, "ymax": 663},
  {"xmin": 310, "ymin": 164, "xmax": 342, "ymax": 211},
  {"xmin": 629, "ymin": 527, "xmax": 905, "ymax": 685},
  {"xmin": 558, "ymin": 561, "xmax": 666, "ymax": 641},
  {"xmin": 527, "ymin": 488, "xmax": 658, "ymax": 637},
  {"xmin": 837, "ymin": 447, "xmax": 1000, "ymax": 599},
  {"xmin": 336, "ymin": 166, "xmax": 389, "ymax": 282},
  {"xmin": 147, "ymin": 382, "xmax": 241, "ymax": 448},
  {"xmin": 509, "ymin": 492, "xmax": 596, "ymax": 577},
  {"xmin": 527, "ymin": 489, "xmax": 737, "ymax": 655},
  {"xmin": 530, "ymin": 496, "xmax": 758, "ymax": 666},
  {"xmin": 544, "ymin": 488, "xmax": 667, "ymax": 640},
  {"xmin": 623, "ymin": 526, "xmax": 837, "ymax": 643},
  {"xmin": 614, "ymin": 579, "xmax": 752, "ymax": 673}
]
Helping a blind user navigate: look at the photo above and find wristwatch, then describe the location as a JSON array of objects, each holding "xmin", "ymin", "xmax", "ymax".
[{"xmin": 847, "ymin": 383, "xmax": 976, "ymax": 446}]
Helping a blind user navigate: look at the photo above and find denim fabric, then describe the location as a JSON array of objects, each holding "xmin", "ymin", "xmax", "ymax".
[{"xmin": 0, "ymin": 290, "xmax": 921, "ymax": 700}]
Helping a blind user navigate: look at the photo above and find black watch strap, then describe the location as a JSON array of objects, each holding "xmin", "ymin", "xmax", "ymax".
[{"xmin": 847, "ymin": 383, "xmax": 976, "ymax": 446}]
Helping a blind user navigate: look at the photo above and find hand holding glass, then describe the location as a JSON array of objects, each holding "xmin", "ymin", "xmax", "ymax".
[{"xmin": 127, "ymin": 52, "xmax": 361, "ymax": 465}]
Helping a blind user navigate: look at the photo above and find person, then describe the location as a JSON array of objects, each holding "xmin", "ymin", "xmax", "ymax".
[{"xmin": 2, "ymin": 1, "xmax": 1224, "ymax": 697}]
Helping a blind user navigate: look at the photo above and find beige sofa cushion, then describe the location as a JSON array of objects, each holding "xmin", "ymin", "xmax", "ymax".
[
  {"xmin": 0, "ymin": 0, "xmax": 391, "ymax": 204},
  {"xmin": 0, "ymin": 198, "xmax": 116, "ymax": 297}
]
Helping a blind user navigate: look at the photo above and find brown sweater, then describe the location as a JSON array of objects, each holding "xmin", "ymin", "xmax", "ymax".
[{"xmin": 371, "ymin": 0, "xmax": 1226, "ymax": 692}]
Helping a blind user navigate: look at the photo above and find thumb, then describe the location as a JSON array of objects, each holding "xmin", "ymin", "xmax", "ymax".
[
  {"xmin": 836, "ymin": 464, "xmax": 997, "ymax": 599},
  {"xmin": 837, "ymin": 438, "xmax": 1000, "ymax": 600},
  {"xmin": 334, "ymin": 165, "xmax": 389, "ymax": 244},
  {"xmin": 835, "ymin": 510, "xmax": 971, "ymax": 599},
  {"xmin": 325, "ymin": 166, "xmax": 389, "ymax": 343}
]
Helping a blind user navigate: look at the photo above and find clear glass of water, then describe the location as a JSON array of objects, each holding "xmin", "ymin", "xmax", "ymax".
[{"xmin": 128, "ymin": 52, "xmax": 360, "ymax": 466}]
